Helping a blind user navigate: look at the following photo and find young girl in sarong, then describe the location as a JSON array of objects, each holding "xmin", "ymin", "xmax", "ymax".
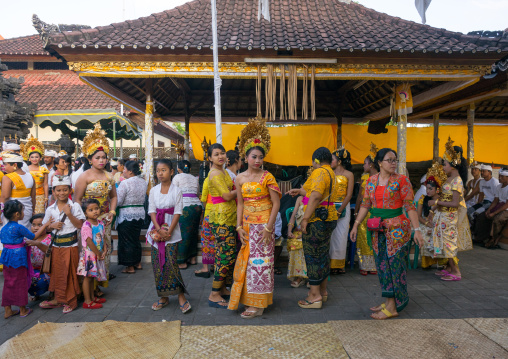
[
  {"xmin": 25, "ymin": 214, "xmax": 52, "ymax": 301},
  {"xmin": 77, "ymin": 199, "xmax": 108, "ymax": 309},
  {"xmin": 0, "ymin": 200, "xmax": 49, "ymax": 318},
  {"xmin": 147, "ymin": 159, "xmax": 191, "ymax": 314},
  {"xmin": 228, "ymin": 118, "xmax": 281, "ymax": 319},
  {"xmin": 287, "ymin": 196, "xmax": 308, "ymax": 287}
]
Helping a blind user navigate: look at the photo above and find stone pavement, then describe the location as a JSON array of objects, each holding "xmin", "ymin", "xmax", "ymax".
[{"xmin": 0, "ymin": 244, "xmax": 507, "ymax": 345}]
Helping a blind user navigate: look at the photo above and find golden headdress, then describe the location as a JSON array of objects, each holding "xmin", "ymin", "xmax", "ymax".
[
  {"xmin": 82, "ymin": 123, "xmax": 110, "ymax": 157},
  {"xmin": 175, "ymin": 142, "xmax": 185, "ymax": 157},
  {"xmin": 201, "ymin": 136, "xmax": 211, "ymax": 160},
  {"xmin": 19, "ymin": 142, "xmax": 27, "ymax": 160},
  {"xmin": 238, "ymin": 117, "xmax": 271, "ymax": 156},
  {"xmin": 333, "ymin": 145, "xmax": 349, "ymax": 159},
  {"xmin": 368, "ymin": 142, "xmax": 378, "ymax": 161},
  {"xmin": 425, "ymin": 161, "xmax": 448, "ymax": 188},
  {"xmin": 442, "ymin": 136, "xmax": 461, "ymax": 166},
  {"xmin": 58, "ymin": 150, "xmax": 67, "ymax": 156}
]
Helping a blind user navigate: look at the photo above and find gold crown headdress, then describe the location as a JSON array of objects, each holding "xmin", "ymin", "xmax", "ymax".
[
  {"xmin": 369, "ymin": 142, "xmax": 378, "ymax": 161},
  {"xmin": 21, "ymin": 136, "xmax": 45, "ymax": 159},
  {"xmin": 19, "ymin": 142, "xmax": 27, "ymax": 161},
  {"xmin": 82, "ymin": 123, "xmax": 110, "ymax": 157},
  {"xmin": 201, "ymin": 136, "xmax": 211, "ymax": 160},
  {"xmin": 58, "ymin": 150, "xmax": 67, "ymax": 156},
  {"xmin": 442, "ymin": 136, "xmax": 461, "ymax": 166},
  {"xmin": 425, "ymin": 161, "xmax": 448, "ymax": 188},
  {"xmin": 239, "ymin": 117, "xmax": 271, "ymax": 156}
]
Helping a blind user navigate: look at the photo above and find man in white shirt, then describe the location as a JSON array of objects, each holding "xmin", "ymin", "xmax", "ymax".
[
  {"xmin": 42, "ymin": 150, "xmax": 57, "ymax": 172},
  {"xmin": 468, "ymin": 164, "xmax": 499, "ymax": 221},
  {"xmin": 480, "ymin": 169, "xmax": 508, "ymax": 248}
]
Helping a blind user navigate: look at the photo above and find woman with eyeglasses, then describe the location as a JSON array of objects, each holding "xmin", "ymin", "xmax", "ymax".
[{"xmin": 351, "ymin": 148, "xmax": 423, "ymax": 320}]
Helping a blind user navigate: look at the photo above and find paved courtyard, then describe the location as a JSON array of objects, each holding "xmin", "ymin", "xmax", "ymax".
[{"xmin": 0, "ymin": 244, "xmax": 507, "ymax": 345}]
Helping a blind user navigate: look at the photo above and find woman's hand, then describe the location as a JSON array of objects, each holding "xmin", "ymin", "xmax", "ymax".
[
  {"xmin": 413, "ymin": 230, "xmax": 424, "ymax": 247},
  {"xmin": 350, "ymin": 225, "xmax": 358, "ymax": 242},
  {"xmin": 287, "ymin": 227, "xmax": 295, "ymax": 239},
  {"xmin": 25, "ymin": 239, "xmax": 37, "ymax": 247},
  {"xmin": 287, "ymin": 189, "xmax": 301, "ymax": 197},
  {"xmin": 428, "ymin": 199, "xmax": 436, "ymax": 207},
  {"xmin": 300, "ymin": 218, "xmax": 308, "ymax": 234},
  {"xmin": 105, "ymin": 211, "xmax": 114, "ymax": 224},
  {"xmin": 262, "ymin": 229, "xmax": 272, "ymax": 246},
  {"xmin": 237, "ymin": 228, "xmax": 247, "ymax": 245}
]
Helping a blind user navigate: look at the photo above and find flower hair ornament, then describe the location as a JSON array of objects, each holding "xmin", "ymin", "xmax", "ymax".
[
  {"xmin": 425, "ymin": 161, "xmax": 448, "ymax": 189},
  {"xmin": 238, "ymin": 117, "xmax": 271, "ymax": 156},
  {"xmin": 82, "ymin": 123, "xmax": 110, "ymax": 157},
  {"xmin": 442, "ymin": 136, "xmax": 461, "ymax": 166},
  {"xmin": 369, "ymin": 142, "xmax": 378, "ymax": 161},
  {"xmin": 21, "ymin": 136, "xmax": 45, "ymax": 159},
  {"xmin": 333, "ymin": 145, "xmax": 348, "ymax": 160}
]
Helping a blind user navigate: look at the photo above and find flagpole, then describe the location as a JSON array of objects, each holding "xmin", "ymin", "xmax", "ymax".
[{"xmin": 211, "ymin": 0, "xmax": 222, "ymax": 144}]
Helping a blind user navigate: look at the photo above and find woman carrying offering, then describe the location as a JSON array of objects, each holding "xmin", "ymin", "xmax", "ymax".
[
  {"xmin": 288, "ymin": 147, "xmax": 340, "ymax": 309},
  {"xmin": 430, "ymin": 137, "xmax": 472, "ymax": 281},
  {"xmin": 116, "ymin": 161, "xmax": 147, "ymax": 274},
  {"xmin": 206, "ymin": 144, "xmax": 237, "ymax": 308},
  {"xmin": 329, "ymin": 147, "xmax": 354, "ymax": 275},
  {"xmin": 147, "ymin": 159, "xmax": 190, "ymax": 313},
  {"xmin": 228, "ymin": 118, "xmax": 281, "ymax": 318},
  {"xmin": 22, "ymin": 136, "xmax": 49, "ymax": 214},
  {"xmin": 173, "ymin": 160, "xmax": 203, "ymax": 269},
  {"xmin": 354, "ymin": 143, "xmax": 379, "ymax": 275},
  {"xmin": 75, "ymin": 124, "xmax": 117, "ymax": 293},
  {"xmin": 351, "ymin": 148, "xmax": 423, "ymax": 320}
]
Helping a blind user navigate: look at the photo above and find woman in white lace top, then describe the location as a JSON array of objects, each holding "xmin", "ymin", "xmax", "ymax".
[
  {"xmin": 116, "ymin": 161, "xmax": 148, "ymax": 273},
  {"xmin": 173, "ymin": 161, "xmax": 203, "ymax": 269}
]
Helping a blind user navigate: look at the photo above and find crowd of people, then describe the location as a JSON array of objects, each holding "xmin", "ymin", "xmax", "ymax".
[{"xmin": 0, "ymin": 121, "xmax": 504, "ymax": 321}]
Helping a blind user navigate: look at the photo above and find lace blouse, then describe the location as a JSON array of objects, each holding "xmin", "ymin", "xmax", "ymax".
[
  {"xmin": 172, "ymin": 173, "xmax": 201, "ymax": 207},
  {"xmin": 116, "ymin": 176, "xmax": 148, "ymax": 225}
]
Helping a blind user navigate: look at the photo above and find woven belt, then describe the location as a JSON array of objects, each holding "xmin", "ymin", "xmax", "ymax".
[{"xmin": 53, "ymin": 231, "xmax": 78, "ymax": 247}]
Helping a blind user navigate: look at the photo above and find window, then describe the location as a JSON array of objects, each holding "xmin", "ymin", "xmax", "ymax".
[{"xmin": 157, "ymin": 141, "xmax": 165, "ymax": 147}]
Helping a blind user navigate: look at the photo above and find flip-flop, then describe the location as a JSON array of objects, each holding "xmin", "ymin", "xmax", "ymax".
[
  {"xmin": 208, "ymin": 299, "xmax": 228, "ymax": 309},
  {"xmin": 152, "ymin": 299, "xmax": 169, "ymax": 311},
  {"xmin": 20, "ymin": 308, "xmax": 33, "ymax": 318},
  {"xmin": 298, "ymin": 299, "xmax": 322, "ymax": 309},
  {"xmin": 370, "ymin": 303, "xmax": 386, "ymax": 312},
  {"xmin": 39, "ymin": 301, "xmax": 62, "ymax": 309},
  {"xmin": 5, "ymin": 310, "xmax": 20, "ymax": 319},
  {"xmin": 220, "ymin": 294, "xmax": 231, "ymax": 301},
  {"xmin": 441, "ymin": 274, "xmax": 461, "ymax": 281},
  {"xmin": 179, "ymin": 300, "xmax": 192, "ymax": 314},
  {"xmin": 195, "ymin": 270, "xmax": 211, "ymax": 278},
  {"xmin": 371, "ymin": 307, "xmax": 399, "ymax": 320},
  {"xmin": 435, "ymin": 270, "xmax": 449, "ymax": 276},
  {"xmin": 241, "ymin": 309, "xmax": 264, "ymax": 319},
  {"xmin": 63, "ymin": 305, "xmax": 75, "ymax": 314},
  {"xmin": 121, "ymin": 269, "xmax": 135, "ymax": 274}
]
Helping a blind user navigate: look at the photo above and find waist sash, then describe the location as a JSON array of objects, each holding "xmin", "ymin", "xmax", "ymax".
[
  {"xmin": 154, "ymin": 207, "xmax": 175, "ymax": 272},
  {"xmin": 367, "ymin": 207, "xmax": 403, "ymax": 247},
  {"xmin": 182, "ymin": 193, "xmax": 198, "ymax": 198},
  {"xmin": 53, "ymin": 231, "xmax": 78, "ymax": 247},
  {"xmin": 211, "ymin": 196, "xmax": 227, "ymax": 204}
]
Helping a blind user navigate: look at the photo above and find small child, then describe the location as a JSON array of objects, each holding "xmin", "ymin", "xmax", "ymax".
[
  {"xmin": 77, "ymin": 199, "xmax": 107, "ymax": 309},
  {"xmin": 25, "ymin": 214, "xmax": 53, "ymax": 301},
  {"xmin": 0, "ymin": 200, "xmax": 49, "ymax": 318},
  {"xmin": 39, "ymin": 175, "xmax": 85, "ymax": 314}
]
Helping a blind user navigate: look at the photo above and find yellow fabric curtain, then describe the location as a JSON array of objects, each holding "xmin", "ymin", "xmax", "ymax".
[
  {"xmin": 190, "ymin": 123, "xmax": 337, "ymax": 166},
  {"xmin": 190, "ymin": 123, "xmax": 508, "ymax": 166}
]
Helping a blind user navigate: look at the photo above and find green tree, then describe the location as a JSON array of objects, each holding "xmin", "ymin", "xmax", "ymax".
[{"xmin": 172, "ymin": 122, "xmax": 185, "ymax": 135}]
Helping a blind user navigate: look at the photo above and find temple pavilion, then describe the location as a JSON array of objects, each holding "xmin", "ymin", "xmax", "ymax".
[{"xmin": 32, "ymin": 0, "xmax": 508, "ymax": 183}]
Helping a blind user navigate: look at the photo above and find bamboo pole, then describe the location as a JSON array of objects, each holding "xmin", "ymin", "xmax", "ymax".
[
  {"xmin": 433, "ymin": 113, "xmax": 439, "ymax": 160},
  {"xmin": 467, "ymin": 102, "xmax": 475, "ymax": 164}
]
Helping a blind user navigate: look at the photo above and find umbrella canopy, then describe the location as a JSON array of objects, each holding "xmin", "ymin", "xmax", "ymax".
[{"xmin": 34, "ymin": 108, "xmax": 142, "ymax": 140}]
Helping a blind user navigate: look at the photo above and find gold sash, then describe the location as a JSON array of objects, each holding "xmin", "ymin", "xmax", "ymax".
[{"xmin": 6, "ymin": 172, "xmax": 31, "ymax": 198}]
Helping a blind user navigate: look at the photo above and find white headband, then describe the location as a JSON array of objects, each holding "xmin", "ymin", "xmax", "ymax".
[
  {"xmin": 110, "ymin": 160, "xmax": 118, "ymax": 166},
  {"xmin": 499, "ymin": 170, "xmax": 508, "ymax": 177},
  {"xmin": 3, "ymin": 143, "xmax": 20, "ymax": 151},
  {"xmin": 129, "ymin": 154, "xmax": 137, "ymax": 159},
  {"xmin": 52, "ymin": 174, "xmax": 72, "ymax": 187},
  {"xmin": 481, "ymin": 164, "xmax": 493, "ymax": 172},
  {"xmin": 1, "ymin": 153, "xmax": 24, "ymax": 163},
  {"xmin": 44, "ymin": 150, "xmax": 57, "ymax": 157}
]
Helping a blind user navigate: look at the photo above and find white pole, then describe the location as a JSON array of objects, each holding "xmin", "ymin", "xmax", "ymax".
[{"xmin": 211, "ymin": 0, "xmax": 222, "ymax": 144}]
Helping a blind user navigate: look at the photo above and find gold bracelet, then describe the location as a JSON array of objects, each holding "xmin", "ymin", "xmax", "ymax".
[
  {"xmin": 109, "ymin": 210, "xmax": 116, "ymax": 215},
  {"xmin": 236, "ymin": 225, "xmax": 243, "ymax": 231},
  {"xmin": 264, "ymin": 226, "xmax": 273, "ymax": 233},
  {"xmin": 354, "ymin": 220, "xmax": 360, "ymax": 225},
  {"xmin": 287, "ymin": 223, "xmax": 294, "ymax": 227}
]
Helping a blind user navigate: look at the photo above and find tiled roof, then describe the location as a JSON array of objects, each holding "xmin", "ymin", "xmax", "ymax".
[
  {"xmin": 46, "ymin": 0, "xmax": 508, "ymax": 54},
  {"xmin": 3, "ymin": 70, "xmax": 120, "ymax": 111},
  {"xmin": 0, "ymin": 35, "xmax": 48, "ymax": 55}
]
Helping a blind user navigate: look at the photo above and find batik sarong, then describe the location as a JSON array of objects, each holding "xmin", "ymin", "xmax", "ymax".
[
  {"xmin": 211, "ymin": 224, "xmax": 237, "ymax": 291},
  {"xmin": 200, "ymin": 216, "xmax": 215, "ymax": 265},
  {"xmin": 303, "ymin": 220, "xmax": 337, "ymax": 285},
  {"xmin": 151, "ymin": 243, "xmax": 186, "ymax": 297}
]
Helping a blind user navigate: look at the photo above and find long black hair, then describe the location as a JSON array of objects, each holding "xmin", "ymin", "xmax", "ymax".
[
  {"xmin": 312, "ymin": 147, "xmax": 332, "ymax": 165},
  {"xmin": 226, "ymin": 150, "xmax": 241, "ymax": 166},
  {"xmin": 373, "ymin": 148, "xmax": 397, "ymax": 172},
  {"xmin": 177, "ymin": 160, "xmax": 191, "ymax": 174},
  {"xmin": 332, "ymin": 148, "xmax": 352, "ymax": 171}
]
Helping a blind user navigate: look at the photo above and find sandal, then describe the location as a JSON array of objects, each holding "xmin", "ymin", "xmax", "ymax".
[
  {"xmin": 298, "ymin": 299, "xmax": 322, "ymax": 309},
  {"xmin": 20, "ymin": 308, "xmax": 33, "ymax": 318},
  {"xmin": 39, "ymin": 301, "xmax": 62, "ymax": 309},
  {"xmin": 195, "ymin": 270, "xmax": 211, "ymax": 278},
  {"xmin": 121, "ymin": 268, "xmax": 135, "ymax": 274},
  {"xmin": 94, "ymin": 298, "xmax": 107, "ymax": 304},
  {"xmin": 370, "ymin": 303, "xmax": 386, "ymax": 312},
  {"xmin": 4, "ymin": 310, "xmax": 20, "ymax": 319},
  {"xmin": 179, "ymin": 300, "xmax": 192, "ymax": 314},
  {"xmin": 441, "ymin": 274, "xmax": 461, "ymax": 281},
  {"xmin": 83, "ymin": 302, "xmax": 103, "ymax": 309},
  {"xmin": 435, "ymin": 270, "xmax": 449, "ymax": 276},
  {"xmin": 152, "ymin": 299, "xmax": 169, "ymax": 311},
  {"xmin": 274, "ymin": 268, "xmax": 282, "ymax": 275},
  {"xmin": 360, "ymin": 270, "xmax": 368, "ymax": 276},
  {"xmin": 371, "ymin": 307, "xmax": 399, "ymax": 320},
  {"xmin": 241, "ymin": 309, "xmax": 264, "ymax": 319},
  {"xmin": 290, "ymin": 279, "xmax": 307, "ymax": 288},
  {"xmin": 95, "ymin": 290, "xmax": 105, "ymax": 298},
  {"xmin": 369, "ymin": 271, "xmax": 377, "ymax": 275},
  {"xmin": 208, "ymin": 299, "xmax": 228, "ymax": 309},
  {"xmin": 63, "ymin": 305, "xmax": 75, "ymax": 314}
]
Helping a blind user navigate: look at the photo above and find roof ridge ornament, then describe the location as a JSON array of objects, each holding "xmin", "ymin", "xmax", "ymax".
[{"xmin": 32, "ymin": 14, "xmax": 60, "ymax": 47}]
